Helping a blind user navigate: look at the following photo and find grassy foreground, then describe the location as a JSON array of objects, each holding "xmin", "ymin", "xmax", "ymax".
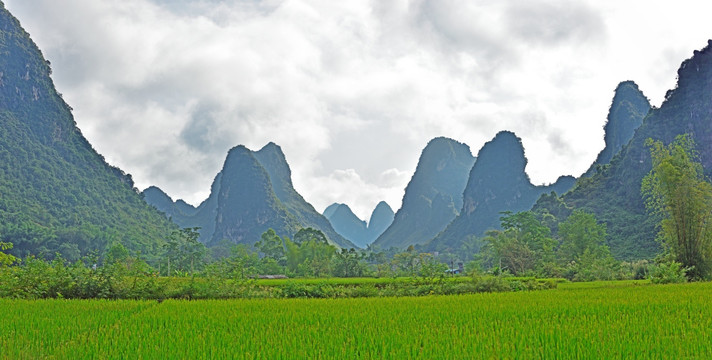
[{"xmin": 2, "ymin": 281, "xmax": 711, "ymax": 359}]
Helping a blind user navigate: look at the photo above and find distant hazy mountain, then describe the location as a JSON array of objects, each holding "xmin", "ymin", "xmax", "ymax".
[
  {"xmin": 367, "ymin": 201, "xmax": 395, "ymax": 242},
  {"xmin": 427, "ymin": 131, "xmax": 575, "ymax": 252},
  {"xmin": 545, "ymin": 41, "xmax": 712, "ymax": 260},
  {"xmin": 0, "ymin": 3, "xmax": 176, "ymax": 261},
  {"xmin": 145, "ymin": 143, "xmax": 356, "ymax": 249},
  {"xmin": 324, "ymin": 204, "xmax": 367, "ymax": 246},
  {"xmin": 583, "ymin": 81, "xmax": 651, "ymax": 176},
  {"xmin": 372, "ymin": 137, "xmax": 476, "ymax": 249},
  {"xmin": 323, "ymin": 201, "xmax": 394, "ymax": 248}
]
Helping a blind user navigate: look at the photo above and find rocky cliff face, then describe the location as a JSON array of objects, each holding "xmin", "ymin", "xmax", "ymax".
[
  {"xmin": 145, "ymin": 143, "xmax": 355, "ymax": 248},
  {"xmin": 584, "ymin": 81, "xmax": 651, "ymax": 176},
  {"xmin": 372, "ymin": 137, "xmax": 475, "ymax": 249},
  {"xmin": 427, "ymin": 131, "xmax": 574, "ymax": 252}
]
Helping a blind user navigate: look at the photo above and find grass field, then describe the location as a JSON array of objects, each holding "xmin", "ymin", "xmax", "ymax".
[{"xmin": 2, "ymin": 280, "xmax": 711, "ymax": 359}]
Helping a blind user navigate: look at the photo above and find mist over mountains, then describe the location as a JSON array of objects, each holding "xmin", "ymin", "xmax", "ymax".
[
  {"xmin": 322, "ymin": 202, "xmax": 394, "ymax": 248},
  {"xmin": 143, "ymin": 143, "xmax": 356, "ymax": 249},
  {"xmin": 4, "ymin": 1, "xmax": 712, "ymax": 264}
]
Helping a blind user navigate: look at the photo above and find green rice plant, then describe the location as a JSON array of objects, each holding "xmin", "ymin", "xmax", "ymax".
[{"xmin": 2, "ymin": 281, "xmax": 711, "ymax": 359}]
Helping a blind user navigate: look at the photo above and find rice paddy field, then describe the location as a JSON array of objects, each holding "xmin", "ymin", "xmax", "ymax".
[{"xmin": 2, "ymin": 280, "xmax": 711, "ymax": 359}]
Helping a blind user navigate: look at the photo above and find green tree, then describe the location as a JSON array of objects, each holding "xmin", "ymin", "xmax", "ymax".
[
  {"xmin": 255, "ymin": 229, "xmax": 286, "ymax": 264},
  {"xmin": 296, "ymin": 235, "xmax": 336, "ymax": 277},
  {"xmin": 557, "ymin": 210, "xmax": 609, "ymax": 264},
  {"xmin": 333, "ymin": 248, "xmax": 367, "ymax": 277},
  {"xmin": 293, "ymin": 227, "xmax": 328, "ymax": 245},
  {"xmin": 642, "ymin": 135, "xmax": 712, "ymax": 279},
  {"xmin": 104, "ymin": 242, "xmax": 130, "ymax": 265},
  {"xmin": 480, "ymin": 211, "xmax": 555, "ymax": 275},
  {"xmin": 392, "ymin": 245, "xmax": 419, "ymax": 276},
  {"xmin": 164, "ymin": 227, "xmax": 207, "ymax": 276},
  {"xmin": 418, "ymin": 253, "xmax": 447, "ymax": 279},
  {"xmin": 0, "ymin": 241, "xmax": 18, "ymax": 267}
]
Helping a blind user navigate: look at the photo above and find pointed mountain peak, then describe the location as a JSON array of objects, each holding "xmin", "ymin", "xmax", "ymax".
[
  {"xmin": 474, "ymin": 131, "xmax": 528, "ymax": 178},
  {"xmin": 420, "ymin": 137, "xmax": 473, "ymax": 160},
  {"xmin": 257, "ymin": 142, "xmax": 287, "ymax": 160},
  {"xmin": 369, "ymin": 201, "xmax": 394, "ymax": 226},
  {"xmin": 332, "ymin": 203, "xmax": 362, "ymax": 221},
  {"xmin": 661, "ymin": 39, "xmax": 712, "ymax": 107},
  {"xmin": 259, "ymin": 141, "xmax": 283, "ymax": 152},
  {"xmin": 323, "ymin": 203, "xmax": 342, "ymax": 219},
  {"xmin": 584, "ymin": 81, "xmax": 651, "ymax": 176},
  {"xmin": 373, "ymin": 137, "xmax": 475, "ymax": 249},
  {"xmin": 143, "ymin": 185, "xmax": 171, "ymax": 199},
  {"xmin": 224, "ymin": 145, "xmax": 254, "ymax": 163},
  {"xmin": 372, "ymin": 201, "xmax": 394, "ymax": 215},
  {"xmin": 142, "ymin": 186, "xmax": 174, "ymax": 215}
]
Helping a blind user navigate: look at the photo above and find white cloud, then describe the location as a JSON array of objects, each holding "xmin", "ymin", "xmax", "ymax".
[
  {"xmin": 5, "ymin": 0, "xmax": 712, "ymax": 218},
  {"xmin": 301, "ymin": 168, "xmax": 408, "ymax": 220}
]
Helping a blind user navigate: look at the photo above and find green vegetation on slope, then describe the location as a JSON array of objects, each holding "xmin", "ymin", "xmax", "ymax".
[
  {"xmin": 0, "ymin": 3, "xmax": 175, "ymax": 262},
  {"xmin": 550, "ymin": 40, "xmax": 712, "ymax": 260},
  {"xmin": 642, "ymin": 135, "xmax": 712, "ymax": 279}
]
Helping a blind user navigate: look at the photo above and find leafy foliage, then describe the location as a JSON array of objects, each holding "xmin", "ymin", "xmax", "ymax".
[
  {"xmin": 558, "ymin": 210, "xmax": 610, "ymax": 264},
  {"xmin": 479, "ymin": 211, "xmax": 555, "ymax": 276},
  {"xmin": 0, "ymin": 4, "xmax": 176, "ymax": 262},
  {"xmin": 642, "ymin": 135, "xmax": 712, "ymax": 279},
  {"xmin": 557, "ymin": 41, "xmax": 712, "ymax": 260},
  {"xmin": 0, "ymin": 241, "xmax": 18, "ymax": 267}
]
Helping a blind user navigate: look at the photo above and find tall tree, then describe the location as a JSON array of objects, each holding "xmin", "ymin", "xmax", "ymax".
[
  {"xmin": 480, "ymin": 211, "xmax": 555, "ymax": 275},
  {"xmin": 557, "ymin": 210, "xmax": 609, "ymax": 264},
  {"xmin": 164, "ymin": 227, "xmax": 206, "ymax": 276},
  {"xmin": 254, "ymin": 228, "xmax": 286, "ymax": 263},
  {"xmin": 642, "ymin": 135, "xmax": 712, "ymax": 279}
]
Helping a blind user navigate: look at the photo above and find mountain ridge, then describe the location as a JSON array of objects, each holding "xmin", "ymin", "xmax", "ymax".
[
  {"xmin": 145, "ymin": 143, "xmax": 357, "ymax": 249},
  {"xmin": 427, "ymin": 131, "xmax": 575, "ymax": 252},
  {"xmin": 548, "ymin": 40, "xmax": 712, "ymax": 260},
  {"xmin": 372, "ymin": 137, "xmax": 476, "ymax": 249}
]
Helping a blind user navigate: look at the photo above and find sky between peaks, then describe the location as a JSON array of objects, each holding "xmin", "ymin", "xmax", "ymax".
[{"xmin": 5, "ymin": 0, "xmax": 712, "ymax": 219}]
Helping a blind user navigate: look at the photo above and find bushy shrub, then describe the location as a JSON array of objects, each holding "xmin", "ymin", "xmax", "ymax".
[{"xmin": 650, "ymin": 261, "xmax": 688, "ymax": 284}]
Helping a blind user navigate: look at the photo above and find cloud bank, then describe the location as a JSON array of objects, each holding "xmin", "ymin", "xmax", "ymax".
[{"xmin": 5, "ymin": 0, "xmax": 712, "ymax": 219}]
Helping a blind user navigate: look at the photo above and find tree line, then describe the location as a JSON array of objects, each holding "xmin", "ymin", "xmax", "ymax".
[{"xmin": 1, "ymin": 135, "xmax": 710, "ymax": 290}]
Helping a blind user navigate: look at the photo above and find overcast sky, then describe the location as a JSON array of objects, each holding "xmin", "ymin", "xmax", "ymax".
[{"xmin": 5, "ymin": 0, "xmax": 712, "ymax": 220}]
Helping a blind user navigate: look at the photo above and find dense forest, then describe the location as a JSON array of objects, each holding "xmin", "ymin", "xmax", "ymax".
[{"xmin": 0, "ymin": 3, "xmax": 176, "ymax": 264}]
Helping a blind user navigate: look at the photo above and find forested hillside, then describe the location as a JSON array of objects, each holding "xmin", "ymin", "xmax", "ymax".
[
  {"xmin": 0, "ymin": 3, "xmax": 176, "ymax": 262},
  {"xmin": 537, "ymin": 41, "xmax": 712, "ymax": 260}
]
